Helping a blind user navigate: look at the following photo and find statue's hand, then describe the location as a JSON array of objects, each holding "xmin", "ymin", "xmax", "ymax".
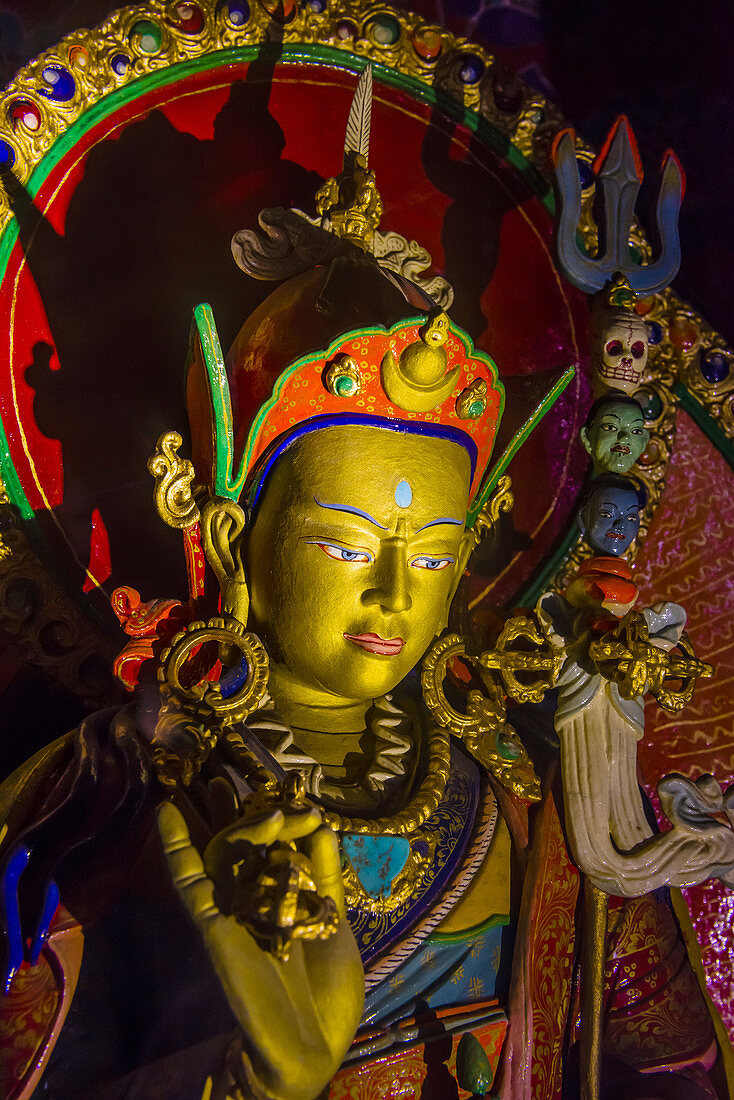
[{"xmin": 157, "ymin": 798, "xmax": 364, "ymax": 1100}]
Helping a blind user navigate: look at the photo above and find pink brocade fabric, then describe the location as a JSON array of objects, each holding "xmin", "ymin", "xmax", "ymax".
[{"xmin": 633, "ymin": 409, "xmax": 734, "ymax": 1034}]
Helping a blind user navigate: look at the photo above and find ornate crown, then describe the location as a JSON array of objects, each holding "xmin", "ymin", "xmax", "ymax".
[{"xmin": 187, "ymin": 303, "xmax": 505, "ymax": 516}]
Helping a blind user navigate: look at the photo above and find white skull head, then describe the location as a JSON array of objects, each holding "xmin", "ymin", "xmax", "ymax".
[{"xmin": 593, "ymin": 309, "xmax": 648, "ymax": 396}]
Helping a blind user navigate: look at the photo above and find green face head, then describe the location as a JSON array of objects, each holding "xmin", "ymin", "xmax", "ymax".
[
  {"xmin": 244, "ymin": 425, "xmax": 474, "ymax": 726},
  {"xmin": 580, "ymin": 399, "xmax": 649, "ymax": 474}
]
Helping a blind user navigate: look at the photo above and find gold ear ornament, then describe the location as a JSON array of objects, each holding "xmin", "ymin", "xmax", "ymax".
[
  {"xmin": 151, "ymin": 616, "xmax": 269, "ymax": 789},
  {"xmin": 421, "ymin": 628, "xmax": 547, "ymax": 803},
  {"xmin": 157, "ymin": 617, "xmax": 269, "ymax": 725}
]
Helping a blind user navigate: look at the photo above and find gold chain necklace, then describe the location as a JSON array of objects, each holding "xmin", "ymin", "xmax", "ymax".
[{"xmin": 318, "ymin": 720, "xmax": 451, "ymax": 836}]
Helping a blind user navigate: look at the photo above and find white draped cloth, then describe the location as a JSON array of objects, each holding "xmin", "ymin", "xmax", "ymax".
[{"xmin": 538, "ymin": 593, "xmax": 734, "ymax": 897}]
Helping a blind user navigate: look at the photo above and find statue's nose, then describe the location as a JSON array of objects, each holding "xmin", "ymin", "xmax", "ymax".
[{"xmin": 362, "ymin": 539, "xmax": 412, "ymax": 613}]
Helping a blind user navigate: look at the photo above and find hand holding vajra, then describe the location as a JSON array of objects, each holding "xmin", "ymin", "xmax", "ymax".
[{"xmin": 157, "ymin": 791, "xmax": 364, "ymax": 1100}]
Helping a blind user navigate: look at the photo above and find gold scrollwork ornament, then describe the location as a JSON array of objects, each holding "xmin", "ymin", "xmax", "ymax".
[{"xmin": 473, "ymin": 475, "xmax": 514, "ymax": 545}]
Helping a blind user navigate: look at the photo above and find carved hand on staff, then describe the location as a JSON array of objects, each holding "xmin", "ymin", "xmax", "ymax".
[{"xmin": 157, "ymin": 793, "xmax": 364, "ymax": 1100}]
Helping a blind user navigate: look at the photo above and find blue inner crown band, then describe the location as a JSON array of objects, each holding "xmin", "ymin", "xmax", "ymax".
[{"xmin": 245, "ymin": 413, "xmax": 479, "ymax": 514}]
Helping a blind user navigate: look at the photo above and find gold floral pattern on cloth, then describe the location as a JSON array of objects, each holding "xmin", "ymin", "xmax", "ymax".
[
  {"xmin": 328, "ymin": 1006, "xmax": 506, "ymax": 1099},
  {"xmin": 0, "ymin": 954, "xmax": 59, "ymax": 1093},
  {"xmin": 0, "ymin": 907, "xmax": 83, "ymax": 1097},
  {"xmin": 498, "ymin": 778, "xmax": 579, "ymax": 1100},
  {"xmin": 529, "ymin": 792, "xmax": 580, "ymax": 1099},
  {"xmin": 603, "ymin": 893, "xmax": 715, "ymax": 1070}
]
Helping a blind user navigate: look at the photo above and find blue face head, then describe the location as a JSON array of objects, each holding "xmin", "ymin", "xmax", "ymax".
[{"xmin": 580, "ymin": 483, "xmax": 641, "ymax": 556}]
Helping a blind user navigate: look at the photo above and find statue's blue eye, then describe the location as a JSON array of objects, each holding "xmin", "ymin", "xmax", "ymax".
[
  {"xmin": 308, "ymin": 541, "xmax": 373, "ymax": 564},
  {"xmin": 411, "ymin": 556, "xmax": 453, "ymax": 571}
]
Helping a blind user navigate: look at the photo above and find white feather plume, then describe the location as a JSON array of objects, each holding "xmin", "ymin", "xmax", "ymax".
[{"xmin": 344, "ymin": 64, "xmax": 372, "ymax": 163}]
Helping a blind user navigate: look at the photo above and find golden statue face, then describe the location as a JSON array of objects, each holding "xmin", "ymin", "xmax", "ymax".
[{"xmin": 245, "ymin": 425, "xmax": 474, "ymax": 723}]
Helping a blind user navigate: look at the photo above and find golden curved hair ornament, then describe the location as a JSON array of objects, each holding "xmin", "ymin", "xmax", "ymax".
[
  {"xmin": 421, "ymin": 632, "xmax": 541, "ymax": 802},
  {"xmin": 380, "ymin": 312, "xmax": 461, "ymax": 412},
  {"xmin": 472, "ymin": 475, "xmax": 514, "ymax": 546},
  {"xmin": 147, "ymin": 430, "xmax": 201, "ymax": 529}
]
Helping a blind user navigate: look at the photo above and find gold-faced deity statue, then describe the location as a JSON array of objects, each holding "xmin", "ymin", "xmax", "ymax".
[
  {"xmin": 140, "ymin": 249, "xmax": 518, "ymax": 1098},
  {"xmin": 244, "ymin": 425, "xmax": 474, "ymax": 735}
]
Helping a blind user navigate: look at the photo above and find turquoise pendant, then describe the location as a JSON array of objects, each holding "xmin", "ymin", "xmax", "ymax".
[{"xmin": 341, "ymin": 833, "xmax": 411, "ymax": 900}]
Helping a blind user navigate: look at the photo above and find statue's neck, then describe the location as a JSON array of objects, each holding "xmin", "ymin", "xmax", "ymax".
[{"xmin": 266, "ymin": 665, "xmax": 369, "ymax": 736}]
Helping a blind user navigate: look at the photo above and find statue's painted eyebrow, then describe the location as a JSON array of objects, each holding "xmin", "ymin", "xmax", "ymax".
[
  {"xmin": 417, "ymin": 517, "xmax": 463, "ymax": 530},
  {"xmin": 314, "ymin": 496, "xmax": 388, "ymax": 529},
  {"xmin": 600, "ymin": 411, "xmax": 644, "ymax": 423}
]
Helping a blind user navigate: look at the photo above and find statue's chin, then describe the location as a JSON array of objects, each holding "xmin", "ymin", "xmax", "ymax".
[{"xmin": 266, "ymin": 650, "xmax": 419, "ymax": 723}]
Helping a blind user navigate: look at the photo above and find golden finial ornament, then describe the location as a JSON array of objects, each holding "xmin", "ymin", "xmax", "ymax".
[
  {"xmin": 315, "ymin": 64, "xmax": 383, "ymax": 250},
  {"xmin": 473, "ymin": 475, "xmax": 514, "ymax": 545},
  {"xmin": 147, "ymin": 430, "xmax": 200, "ymax": 529}
]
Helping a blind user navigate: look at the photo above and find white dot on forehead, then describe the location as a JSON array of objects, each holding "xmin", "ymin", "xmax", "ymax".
[{"xmin": 395, "ymin": 480, "xmax": 413, "ymax": 508}]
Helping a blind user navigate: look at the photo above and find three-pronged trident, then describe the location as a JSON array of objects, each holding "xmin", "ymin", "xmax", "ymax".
[{"xmin": 551, "ymin": 115, "xmax": 685, "ymax": 296}]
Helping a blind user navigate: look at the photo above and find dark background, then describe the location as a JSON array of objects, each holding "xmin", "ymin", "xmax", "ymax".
[{"xmin": 2, "ymin": 0, "xmax": 732, "ymax": 344}]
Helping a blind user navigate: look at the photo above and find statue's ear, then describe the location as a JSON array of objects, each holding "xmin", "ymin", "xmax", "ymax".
[
  {"xmin": 442, "ymin": 528, "xmax": 475, "ymax": 628},
  {"xmin": 577, "ymin": 506, "xmax": 587, "ymax": 537},
  {"xmin": 456, "ymin": 528, "xmax": 475, "ymax": 579},
  {"xmin": 200, "ymin": 498, "xmax": 249, "ymax": 624},
  {"xmin": 579, "ymin": 426, "xmax": 592, "ymax": 457}
]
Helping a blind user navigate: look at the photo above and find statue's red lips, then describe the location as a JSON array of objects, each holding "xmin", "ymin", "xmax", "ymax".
[
  {"xmin": 611, "ymin": 443, "xmax": 631, "ymax": 454},
  {"xmin": 343, "ymin": 633, "xmax": 405, "ymax": 655}
]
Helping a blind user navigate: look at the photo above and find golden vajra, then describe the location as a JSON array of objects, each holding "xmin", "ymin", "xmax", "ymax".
[
  {"xmin": 221, "ymin": 774, "xmax": 340, "ymax": 962},
  {"xmin": 589, "ymin": 611, "xmax": 714, "ymax": 710}
]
